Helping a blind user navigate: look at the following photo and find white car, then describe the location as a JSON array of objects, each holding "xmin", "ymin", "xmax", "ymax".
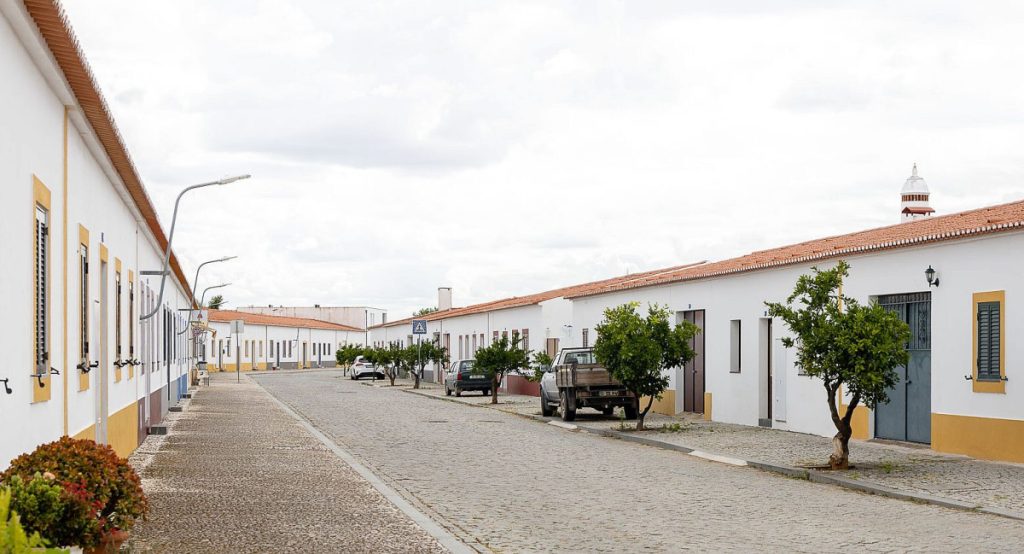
[{"xmin": 350, "ymin": 356, "xmax": 384, "ymax": 380}]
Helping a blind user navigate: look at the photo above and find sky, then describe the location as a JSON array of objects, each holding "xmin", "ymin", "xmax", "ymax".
[{"xmin": 62, "ymin": 0, "xmax": 1024, "ymax": 319}]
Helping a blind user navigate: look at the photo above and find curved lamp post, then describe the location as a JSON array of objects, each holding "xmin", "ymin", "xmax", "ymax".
[
  {"xmin": 141, "ymin": 175, "xmax": 250, "ymax": 321},
  {"xmin": 178, "ymin": 256, "xmax": 237, "ymax": 336}
]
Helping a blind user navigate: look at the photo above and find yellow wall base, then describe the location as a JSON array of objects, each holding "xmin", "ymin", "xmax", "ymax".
[
  {"xmin": 932, "ymin": 413, "xmax": 1024, "ymax": 463},
  {"xmin": 703, "ymin": 392, "xmax": 712, "ymax": 421},
  {"xmin": 641, "ymin": 389, "xmax": 676, "ymax": 416},
  {"xmin": 72, "ymin": 423, "xmax": 94, "ymax": 442},
  {"xmin": 219, "ymin": 362, "xmax": 255, "ymax": 372},
  {"xmin": 840, "ymin": 403, "xmax": 870, "ymax": 440},
  {"xmin": 107, "ymin": 402, "xmax": 139, "ymax": 458}
]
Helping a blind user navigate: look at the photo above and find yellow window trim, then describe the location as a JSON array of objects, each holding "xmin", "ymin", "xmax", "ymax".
[
  {"xmin": 972, "ymin": 290, "xmax": 1006, "ymax": 394},
  {"xmin": 32, "ymin": 176, "xmax": 52, "ymax": 403}
]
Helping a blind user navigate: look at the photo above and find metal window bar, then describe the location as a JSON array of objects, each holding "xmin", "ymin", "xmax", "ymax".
[{"xmin": 35, "ymin": 208, "xmax": 48, "ymax": 375}]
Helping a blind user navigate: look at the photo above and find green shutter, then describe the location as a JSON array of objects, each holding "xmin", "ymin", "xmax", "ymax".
[{"xmin": 977, "ymin": 301, "xmax": 1001, "ymax": 381}]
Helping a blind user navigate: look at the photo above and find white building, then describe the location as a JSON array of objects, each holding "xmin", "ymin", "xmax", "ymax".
[
  {"xmin": 205, "ymin": 310, "xmax": 364, "ymax": 371},
  {"xmin": 237, "ymin": 305, "xmax": 387, "ymax": 332},
  {"xmin": 370, "ymin": 264, "xmax": 703, "ymax": 390},
  {"xmin": 1, "ymin": 0, "xmax": 195, "ymax": 465},
  {"xmin": 568, "ymin": 198, "xmax": 1023, "ymax": 463}
]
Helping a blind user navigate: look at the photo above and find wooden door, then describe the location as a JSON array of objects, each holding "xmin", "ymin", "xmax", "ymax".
[{"xmin": 682, "ymin": 310, "xmax": 705, "ymax": 413}]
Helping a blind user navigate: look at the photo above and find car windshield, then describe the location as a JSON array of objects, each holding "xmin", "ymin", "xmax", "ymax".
[
  {"xmin": 459, "ymin": 360, "xmax": 475, "ymax": 371},
  {"xmin": 563, "ymin": 351, "xmax": 597, "ymax": 365}
]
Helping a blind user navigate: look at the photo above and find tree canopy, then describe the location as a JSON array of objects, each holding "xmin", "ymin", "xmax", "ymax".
[{"xmin": 474, "ymin": 333, "xmax": 530, "ymax": 404}]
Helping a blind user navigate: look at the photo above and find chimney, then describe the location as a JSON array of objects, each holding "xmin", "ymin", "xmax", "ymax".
[{"xmin": 438, "ymin": 287, "xmax": 452, "ymax": 312}]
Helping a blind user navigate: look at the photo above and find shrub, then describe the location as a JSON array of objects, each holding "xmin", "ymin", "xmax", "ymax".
[
  {"xmin": 5, "ymin": 474, "xmax": 99, "ymax": 549},
  {"xmin": 1, "ymin": 438, "xmax": 148, "ymax": 547},
  {"xmin": 0, "ymin": 487, "xmax": 66, "ymax": 553}
]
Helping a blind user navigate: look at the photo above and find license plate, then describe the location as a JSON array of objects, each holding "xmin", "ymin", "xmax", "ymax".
[
  {"xmin": 470, "ymin": 375, "xmax": 486, "ymax": 379},
  {"xmin": 599, "ymin": 390, "xmax": 619, "ymax": 397}
]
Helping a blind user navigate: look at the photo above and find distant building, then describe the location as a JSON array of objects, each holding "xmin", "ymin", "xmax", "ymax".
[{"xmin": 237, "ymin": 305, "xmax": 386, "ymax": 331}]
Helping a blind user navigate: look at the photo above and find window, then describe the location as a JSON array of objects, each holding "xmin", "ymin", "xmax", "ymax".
[
  {"xmin": 260, "ymin": 341, "xmax": 264, "ymax": 357},
  {"xmin": 128, "ymin": 275, "xmax": 134, "ymax": 378},
  {"xmin": 32, "ymin": 179, "xmax": 51, "ymax": 401},
  {"xmin": 582, "ymin": 328, "xmax": 589, "ymax": 348},
  {"xmin": 522, "ymin": 329, "xmax": 529, "ymax": 352},
  {"xmin": 472, "ymin": 333, "xmax": 477, "ymax": 353},
  {"xmin": 114, "ymin": 267, "xmax": 122, "ymax": 381},
  {"xmin": 730, "ymin": 320, "xmax": 742, "ymax": 373},
  {"xmin": 245, "ymin": 340, "xmax": 250, "ymax": 357},
  {"xmin": 546, "ymin": 338, "xmax": 560, "ymax": 358},
  {"xmin": 79, "ymin": 235, "xmax": 90, "ymax": 390},
  {"xmin": 973, "ymin": 291, "xmax": 1006, "ymax": 393},
  {"xmin": 493, "ymin": 330, "xmax": 498, "ymax": 343},
  {"xmin": 480, "ymin": 334, "xmax": 485, "ymax": 349}
]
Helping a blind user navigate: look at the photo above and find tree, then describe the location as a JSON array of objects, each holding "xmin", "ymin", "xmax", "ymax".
[
  {"xmin": 376, "ymin": 343, "xmax": 404, "ymax": 386},
  {"xmin": 207, "ymin": 294, "xmax": 225, "ymax": 309},
  {"xmin": 766, "ymin": 261, "xmax": 910, "ymax": 469},
  {"xmin": 335, "ymin": 343, "xmax": 363, "ymax": 375},
  {"xmin": 406, "ymin": 340, "xmax": 446, "ymax": 389},
  {"xmin": 414, "ymin": 307, "xmax": 438, "ymax": 317},
  {"xmin": 473, "ymin": 332, "xmax": 530, "ymax": 404},
  {"xmin": 525, "ymin": 350, "xmax": 553, "ymax": 383},
  {"xmin": 594, "ymin": 303, "xmax": 697, "ymax": 431}
]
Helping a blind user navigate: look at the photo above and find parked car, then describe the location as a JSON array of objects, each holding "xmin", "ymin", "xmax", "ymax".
[
  {"xmin": 540, "ymin": 347, "xmax": 637, "ymax": 421},
  {"xmin": 445, "ymin": 359, "xmax": 491, "ymax": 397},
  {"xmin": 350, "ymin": 355, "xmax": 384, "ymax": 380}
]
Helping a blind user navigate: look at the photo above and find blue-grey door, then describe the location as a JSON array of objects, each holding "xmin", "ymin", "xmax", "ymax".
[{"xmin": 875, "ymin": 292, "xmax": 931, "ymax": 444}]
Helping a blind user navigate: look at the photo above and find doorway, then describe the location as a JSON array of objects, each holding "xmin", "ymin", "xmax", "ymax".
[
  {"xmin": 681, "ymin": 310, "xmax": 705, "ymax": 413},
  {"xmin": 875, "ymin": 292, "xmax": 932, "ymax": 444}
]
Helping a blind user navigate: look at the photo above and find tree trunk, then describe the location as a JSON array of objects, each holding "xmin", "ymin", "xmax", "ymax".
[
  {"xmin": 825, "ymin": 383, "xmax": 858, "ymax": 469},
  {"xmin": 388, "ymin": 369, "xmax": 396, "ymax": 386},
  {"xmin": 637, "ymin": 396, "xmax": 655, "ymax": 431},
  {"xmin": 413, "ymin": 370, "xmax": 420, "ymax": 389},
  {"xmin": 830, "ymin": 426, "xmax": 852, "ymax": 470},
  {"xmin": 491, "ymin": 374, "xmax": 499, "ymax": 404}
]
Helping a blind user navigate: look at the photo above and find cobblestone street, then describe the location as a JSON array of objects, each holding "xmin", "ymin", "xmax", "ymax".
[{"xmin": 254, "ymin": 371, "xmax": 1024, "ymax": 552}]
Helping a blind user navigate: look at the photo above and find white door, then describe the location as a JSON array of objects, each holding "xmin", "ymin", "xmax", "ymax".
[{"xmin": 772, "ymin": 337, "xmax": 787, "ymax": 422}]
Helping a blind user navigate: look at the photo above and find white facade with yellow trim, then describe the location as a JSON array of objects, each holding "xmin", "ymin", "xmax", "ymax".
[{"xmin": 1, "ymin": 1, "xmax": 194, "ymax": 466}]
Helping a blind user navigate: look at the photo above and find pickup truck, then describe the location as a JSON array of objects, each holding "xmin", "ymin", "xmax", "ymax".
[{"xmin": 539, "ymin": 347, "xmax": 637, "ymax": 422}]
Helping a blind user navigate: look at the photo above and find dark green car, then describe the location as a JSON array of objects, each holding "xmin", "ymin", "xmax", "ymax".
[{"xmin": 444, "ymin": 359, "xmax": 491, "ymax": 397}]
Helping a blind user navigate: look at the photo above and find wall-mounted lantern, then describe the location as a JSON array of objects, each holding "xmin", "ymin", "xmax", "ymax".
[
  {"xmin": 0, "ymin": 378, "xmax": 11, "ymax": 394},
  {"xmin": 925, "ymin": 265, "xmax": 940, "ymax": 287}
]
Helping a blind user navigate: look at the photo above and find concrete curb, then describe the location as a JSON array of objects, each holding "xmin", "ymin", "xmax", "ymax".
[
  {"xmin": 258, "ymin": 379, "xmax": 476, "ymax": 554},
  {"xmin": 401, "ymin": 387, "xmax": 1024, "ymax": 522}
]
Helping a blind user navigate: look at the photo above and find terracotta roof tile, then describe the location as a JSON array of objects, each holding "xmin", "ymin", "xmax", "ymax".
[
  {"xmin": 570, "ymin": 198, "xmax": 1024, "ymax": 299},
  {"xmin": 208, "ymin": 310, "xmax": 362, "ymax": 332},
  {"xmin": 372, "ymin": 261, "xmax": 708, "ymax": 329}
]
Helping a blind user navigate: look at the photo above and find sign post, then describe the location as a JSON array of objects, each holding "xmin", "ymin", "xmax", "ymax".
[{"xmin": 412, "ymin": 320, "xmax": 427, "ymax": 382}]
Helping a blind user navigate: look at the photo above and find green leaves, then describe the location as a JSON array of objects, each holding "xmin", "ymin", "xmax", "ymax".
[
  {"xmin": 474, "ymin": 333, "xmax": 530, "ymax": 381},
  {"xmin": 765, "ymin": 261, "xmax": 910, "ymax": 413},
  {"xmin": 593, "ymin": 303, "xmax": 698, "ymax": 401}
]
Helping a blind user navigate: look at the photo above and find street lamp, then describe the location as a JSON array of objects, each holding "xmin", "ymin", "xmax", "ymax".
[
  {"xmin": 178, "ymin": 256, "xmax": 237, "ymax": 336},
  {"xmin": 141, "ymin": 175, "xmax": 250, "ymax": 320},
  {"xmin": 200, "ymin": 283, "xmax": 231, "ymax": 310}
]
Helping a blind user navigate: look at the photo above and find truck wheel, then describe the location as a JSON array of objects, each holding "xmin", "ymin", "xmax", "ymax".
[
  {"xmin": 560, "ymin": 390, "xmax": 576, "ymax": 422},
  {"xmin": 540, "ymin": 393, "xmax": 554, "ymax": 417},
  {"xmin": 483, "ymin": 389, "xmax": 490, "ymax": 396},
  {"xmin": 455, "ymin": 388, "xmax": 462, "ymax": 397},
  {"xmin": 601, "ymin": 406, "xmax": 614, "ymax": 416},
  {"xmin": 445, "ymin": 386, "xmax": 451, "ymax": 396}
]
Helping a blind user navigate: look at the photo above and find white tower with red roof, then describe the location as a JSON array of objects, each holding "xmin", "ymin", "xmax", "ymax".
[{"xmin": 900, "ymin": 163, "xmax": 934, "ymax": 222}]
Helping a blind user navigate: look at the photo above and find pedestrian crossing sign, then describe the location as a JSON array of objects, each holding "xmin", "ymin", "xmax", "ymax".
[{"xmin": 412, "ymin": 319, "xmax": 427, "ymax": 334}]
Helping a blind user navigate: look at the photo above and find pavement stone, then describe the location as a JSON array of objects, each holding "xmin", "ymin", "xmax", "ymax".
[
  {"xmin": 255, "ymin": 370, "xmax": 1024, "ymax": 553},
  {"xmin": 402, "ymin": 380, "xmax": 1024, "ymax": 519},
  {"xmin": 126, "ymin": 372, "xmax": 446, "ymax": 554}
]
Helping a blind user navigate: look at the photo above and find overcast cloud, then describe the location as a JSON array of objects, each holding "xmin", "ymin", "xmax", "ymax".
[{"xmin": 62, "ymin": 0, "xmax": 1024, "ymax": 318}]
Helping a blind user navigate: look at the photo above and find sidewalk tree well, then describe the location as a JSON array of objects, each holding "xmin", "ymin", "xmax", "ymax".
[
  {"xmin": 473, "ymin": 332, "xmax": 530, "ymax": 404},
  {"xmin": 594, "ymin": 303, "xmax": 697, "ymax": 431},
  {"xmin": 765, "ymin": 261, "xmax": 910, "ymax": 469}
]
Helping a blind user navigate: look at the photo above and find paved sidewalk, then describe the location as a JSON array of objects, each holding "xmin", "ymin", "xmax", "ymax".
[
  {"xmin": 126, "ymin": 372, "xmax": 446, "ymax": 553},
  {"xmin": 403, "ymin": 381, "xmax": 1024, "ymax": 520}
]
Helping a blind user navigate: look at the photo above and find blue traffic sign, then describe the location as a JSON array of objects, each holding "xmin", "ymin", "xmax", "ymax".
[{"xmin": 412, "ymin": 319, "xmax": 428, "ymax": 334}]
